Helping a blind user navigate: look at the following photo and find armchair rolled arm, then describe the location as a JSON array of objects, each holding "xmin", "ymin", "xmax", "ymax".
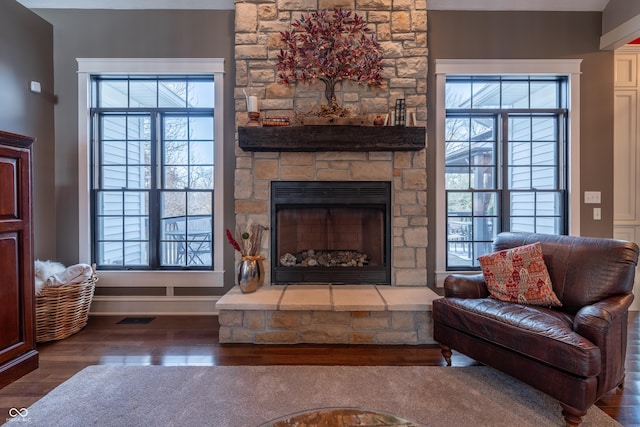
[
  {"xmin": 444, "ymin": 273, "xmax": 490, "ymax": 299},
  {"xmin": 573, "ymin": 294, "xmax": 634, "ymax": 342}
]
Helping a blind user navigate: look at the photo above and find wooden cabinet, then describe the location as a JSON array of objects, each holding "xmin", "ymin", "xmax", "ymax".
[
  {"xmin": 0, "ymin": 130, "xmax": 38, "ymax": 388},
  {"xmin": 614, "ymin": 48, "xmax": 640, "ymax": 310}
]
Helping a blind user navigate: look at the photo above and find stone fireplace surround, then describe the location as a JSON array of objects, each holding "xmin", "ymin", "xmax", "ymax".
[
  {"xmin": 217, "ymin": 0, "xmax": 431, "ymax": 344},
  {"xmin": 218, "ymin": 134, "xmax": 435, "ymax": 343}
]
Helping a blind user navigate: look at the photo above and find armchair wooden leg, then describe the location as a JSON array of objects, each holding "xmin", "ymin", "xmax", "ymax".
[
  {"xmin": 560, "ymin": 404, "xmax": 586, "ymax": 427},
  {"xmin": 440, "ymin": 345, "xmax": 452, "ymax": 366}
]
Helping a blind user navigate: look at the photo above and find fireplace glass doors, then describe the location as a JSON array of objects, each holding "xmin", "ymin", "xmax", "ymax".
[{"xmin": 271, "ymin": 181, "xmax": 391, "ymax": 284}]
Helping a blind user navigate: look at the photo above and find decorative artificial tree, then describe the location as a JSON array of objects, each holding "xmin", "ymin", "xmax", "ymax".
[{"xmin": 277, "ymin": 8, "xmax": 383, "ymax": 117}]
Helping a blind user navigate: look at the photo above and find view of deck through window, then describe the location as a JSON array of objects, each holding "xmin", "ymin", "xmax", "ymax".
[
  {"xmin": 445, "ymin": 76, "xmax": 568, "ymax": 269},
  {"xmin": 92, "ymin": 76, "xmax": 215, "ymax": 269}
]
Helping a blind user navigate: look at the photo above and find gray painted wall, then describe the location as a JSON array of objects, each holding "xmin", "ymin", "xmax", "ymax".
[
  {"xmin": 427, "ymin": 11, "xmax": 614, "ymax": 284},
  {"xmin": 0, "ymin": 1, "xmax": 56, "ymax": 260},
  {"xmin": 33, "ymin": 9, "xmax": 236, "ymax": 290}
]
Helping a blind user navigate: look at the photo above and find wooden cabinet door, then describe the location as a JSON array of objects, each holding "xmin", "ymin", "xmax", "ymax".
[
  {"xmin": 0, "ymin": 233, "xmax": 21, "ymax": 360},
  {"xmin": 0, "ymin": 133, "xmax": 38, "ymax": 388}
]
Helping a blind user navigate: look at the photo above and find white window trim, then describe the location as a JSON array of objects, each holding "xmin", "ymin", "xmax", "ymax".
[
  {"xmin": 434, "ymin": 59, "xmax": 582, "ymax": 286},
  {"xmin": 77, "ymin": 58, "xmax": 225, "ymax": 288}
]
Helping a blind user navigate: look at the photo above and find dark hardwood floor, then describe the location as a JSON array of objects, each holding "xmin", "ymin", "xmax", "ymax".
[{"xmin": 1, "ymin": 312, "xmax": 638, "ymax": 426}]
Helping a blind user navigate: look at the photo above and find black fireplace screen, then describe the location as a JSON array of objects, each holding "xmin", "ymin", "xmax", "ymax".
[{"xmin": 271, "ymin": 181, "xmax": 391, "ymax": 284}]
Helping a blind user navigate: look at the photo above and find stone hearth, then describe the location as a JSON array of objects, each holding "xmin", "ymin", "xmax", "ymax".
[{"xmin": 216, "ymin": 285, "xmax": 438, "ymax": 344}]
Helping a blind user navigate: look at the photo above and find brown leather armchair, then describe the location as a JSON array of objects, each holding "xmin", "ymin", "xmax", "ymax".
[{"xmin": 433, "ymin": 232, "xmax": 639, "ymax": 427}]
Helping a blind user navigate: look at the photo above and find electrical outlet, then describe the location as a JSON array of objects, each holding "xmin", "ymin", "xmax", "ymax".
[
  {"xmin": 584, "ymin": 191, "xmax": 601, "ymax": 204},
  {"xmin": 30, "ymin": 81, "xmax": 41, "ymax": 93},
  {"xmin": 593, "ymin": 207, "xmax": 601, "ymax": 220}
]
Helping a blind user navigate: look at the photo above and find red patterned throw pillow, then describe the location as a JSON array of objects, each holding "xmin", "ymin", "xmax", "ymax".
[{"xmin": 477, "ymin": 242, "xmax": 562, "ymax": 307}]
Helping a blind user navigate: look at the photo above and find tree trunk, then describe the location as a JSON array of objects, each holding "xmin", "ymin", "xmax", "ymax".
[{"xmin": 322, "ymin": 78, "xmax": 337, "ymax": 105}]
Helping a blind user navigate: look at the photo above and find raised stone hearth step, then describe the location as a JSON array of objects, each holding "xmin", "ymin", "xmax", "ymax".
[{"xmin": 216, "ymin": 285, "xmax": 438, "ymax": 345}]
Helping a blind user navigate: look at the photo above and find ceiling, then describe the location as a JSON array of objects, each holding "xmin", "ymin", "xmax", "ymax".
[{"xmin": 16, "ymin": 0, "xmax": 610, "ymax": 11}]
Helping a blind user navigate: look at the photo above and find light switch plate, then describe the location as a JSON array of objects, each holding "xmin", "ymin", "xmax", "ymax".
[{"xmin": 584, "ymin": 191, "xmax": 601, "ymax": 204}]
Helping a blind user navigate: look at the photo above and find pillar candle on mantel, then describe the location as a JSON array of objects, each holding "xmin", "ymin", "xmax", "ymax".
[{"xmin": 247, "ymin": 96, "xmax": 259, "ymax": 112}]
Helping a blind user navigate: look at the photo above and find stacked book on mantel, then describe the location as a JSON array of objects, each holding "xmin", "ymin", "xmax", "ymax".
[{"xmin": 262, "ymin": 116, "xmax": 291, "ymax": 127}]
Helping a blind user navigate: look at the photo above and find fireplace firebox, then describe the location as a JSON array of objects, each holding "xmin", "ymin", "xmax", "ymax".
[{"xmin": 271, "ymin": 181, "xmax": 391, "ymax": 284}]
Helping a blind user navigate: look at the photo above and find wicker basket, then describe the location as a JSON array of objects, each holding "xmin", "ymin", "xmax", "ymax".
[{"xmin": 35, "ymin": 273, "xmax": 97, "ymax": 343}]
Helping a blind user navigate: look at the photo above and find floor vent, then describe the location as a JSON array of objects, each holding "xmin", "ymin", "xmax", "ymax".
[{"xmin": 117, "ymin": 317, "xmax": 156, "ymax": 325}]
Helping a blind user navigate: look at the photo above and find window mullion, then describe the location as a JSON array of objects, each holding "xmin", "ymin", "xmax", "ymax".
[
  {"xmin": 500, "ymin": 112, "xmax": 510, "ymax": 234},
  {"xmin": 558, "ymin": 112, "xmax": 567, "ymax": 190},
  {"xmin": 155, "ymin": 112, "xmax": 162, "ymax": 193},
  {"xmin": 559, "ymin": 113, "xmax": 568, "ymax": 234},
  {"xmin": 90, "ymin": 112, "xmax": 99, "ymax": 269},
  {"xmin": 148, "ymin": 112, "xmax": 161, "ymax": 268}
]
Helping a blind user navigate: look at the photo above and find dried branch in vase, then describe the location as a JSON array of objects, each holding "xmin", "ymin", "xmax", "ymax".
[{"xmin": 226, "ymin": 224, "xmax": 267, "ymax": 259}]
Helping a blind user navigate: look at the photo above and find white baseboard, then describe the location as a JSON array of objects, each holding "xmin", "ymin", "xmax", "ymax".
[
  {"xmin": 88, "ymin": 294, "xmax": 639, "ymax": 315},
  {"xmin": 90, "ymin": 296, "xmax": 222, "ymax": 316}
]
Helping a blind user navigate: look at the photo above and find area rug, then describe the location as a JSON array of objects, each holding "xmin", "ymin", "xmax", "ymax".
[{"xmin": 3, "ymin": 365, "xmax": 619, "ymax": 427}]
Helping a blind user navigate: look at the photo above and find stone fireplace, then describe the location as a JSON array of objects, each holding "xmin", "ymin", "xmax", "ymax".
[
  {"xmin": 217, "ymin": 0, "xmax": 434, "ymax": 344},
  {"xmin": 233, "ymin": 0, "xmax": 429, "ymax": 287}
]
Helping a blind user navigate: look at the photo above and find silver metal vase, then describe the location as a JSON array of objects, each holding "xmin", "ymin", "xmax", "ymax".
[{"xmin": 236, "ymin": 257, "xmax": 264, "ymax": 293}]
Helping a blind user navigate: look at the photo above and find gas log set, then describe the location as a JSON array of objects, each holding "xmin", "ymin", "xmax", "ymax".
[{"xmin": 279, "ymin": 249, "xmax": 370, "ymax": 268}]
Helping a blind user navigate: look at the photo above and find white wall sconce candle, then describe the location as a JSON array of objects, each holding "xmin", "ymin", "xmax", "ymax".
[
  {"xmin": 243, "ymin": 90, "xmax": 260, "ymax": 126},
  {"xmin": 247, "ymin": 96, "xmax": 259, "ymax": 113}
]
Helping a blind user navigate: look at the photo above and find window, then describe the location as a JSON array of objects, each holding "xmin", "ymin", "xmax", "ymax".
[
  {"xmin": 92, "ymin": 76, "xmax": 215, "ymax": 269},
  {"xmin": 77, "ymin": 59, "xmax": 225, "ymax": 286},
  {"xmin": 445, "ymin": 76, "xmax": 568, "ymax": 269},
  {"xmin": 434, "ymin": 60, "xmax": 582, "ymax": 284}
]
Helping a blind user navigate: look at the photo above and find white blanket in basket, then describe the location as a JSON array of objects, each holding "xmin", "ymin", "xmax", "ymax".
[{"xmin": 46, "ymin": 263, "xmax": 93, "ymax": 287}]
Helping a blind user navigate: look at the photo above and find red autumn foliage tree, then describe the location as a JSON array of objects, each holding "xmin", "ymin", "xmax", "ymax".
[{"xmin": 277, "ymin": 8, "xmax": 383, "ymax": 110}]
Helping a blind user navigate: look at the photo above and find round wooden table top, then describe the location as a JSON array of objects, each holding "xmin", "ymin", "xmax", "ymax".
[{"xmin": 260, "ymin": 407, "xmax": 426, "ymax": 427}]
